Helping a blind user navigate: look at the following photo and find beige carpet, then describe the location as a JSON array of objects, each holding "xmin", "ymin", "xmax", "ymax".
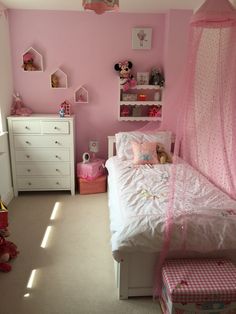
[{"xmin": 0, "ymin": 192, "xmax": 161, "ymax": 314}]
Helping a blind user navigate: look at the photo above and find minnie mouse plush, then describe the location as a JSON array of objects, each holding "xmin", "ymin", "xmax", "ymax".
[{"xmin": 114, "ymin": 60, "xmax": 136, "ymax": 91}]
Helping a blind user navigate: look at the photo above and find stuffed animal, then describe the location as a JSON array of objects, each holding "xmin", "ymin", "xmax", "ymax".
[
  {"xmin": 0, "ymin": 235, "xmax": 19, "ymax": 272},
  {"xmin": 156, "ymin": 143, "xmax": 172, "ymax": 164},
  {"xmin": 51, "ymin": 74, "xmax": 59, "ymax": 88},
  {"xmin": 149, "ymin": 67, "xmax": 165, "ymax": 87},
  {"xmin": 11, "ymin": 93, "xmax": 33, "ymax": 116},
  {"xmin": 22, "ymin": 52, "xmax": 38, "ymax": 71},
  {"xmin": 114, "ymin": 60, "xmax": 136, "ymax": 91}
]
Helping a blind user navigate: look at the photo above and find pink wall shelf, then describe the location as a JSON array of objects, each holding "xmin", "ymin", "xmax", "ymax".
[
  {"xmin": 74, "ymin": 85, "xmax": 88, "ymax": 103},
  {"xmin": 50, "ymin": 68, "xmax": 68, "ymax": 89},
  {"xmin": 22, "ymin": 47, "xmax": 43, "ymax": 72}
]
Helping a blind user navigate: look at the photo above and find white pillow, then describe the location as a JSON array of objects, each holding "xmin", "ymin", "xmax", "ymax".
[{"xmin": 115, "ymin": 131, "xmax": 172, "ymax": 160}]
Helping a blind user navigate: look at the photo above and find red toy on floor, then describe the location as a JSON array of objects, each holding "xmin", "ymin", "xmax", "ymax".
[
  {"xmin": 0, "ymin": 233, "xmax": 19, "ymax": 272},
  {"xmin": 0, "ymin": 200, "xmax": 19, "ymax": 272}
]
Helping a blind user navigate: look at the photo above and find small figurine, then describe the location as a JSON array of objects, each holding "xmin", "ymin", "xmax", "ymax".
[
  {"xmin": 148, "ymin": 105, "xmax": 161, "ymax": 117},
  {"xmin": 59, "ymin": 105, "xmax": 65, "ymax": 118},
  {"xmin": 120, "ymin": 105, "xmax": 130, "ymax": 117},
  {"xmin": 149, "ymin": 67, "xmax": 165, "ymax": 87},
  {"xmin": 59, "ymin": 100, "xmax": 71, "ymax": 117}
]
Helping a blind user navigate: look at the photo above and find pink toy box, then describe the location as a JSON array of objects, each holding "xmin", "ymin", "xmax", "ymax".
[
  {"xmin": 160, "ymin": 258, "xmax": 236, "ymax": 314},
  {"xmin": 77, "ymin": 159, "xmax": 105, "ymax": 181}
]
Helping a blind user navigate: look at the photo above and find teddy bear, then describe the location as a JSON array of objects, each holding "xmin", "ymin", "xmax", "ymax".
[
  {"xmin": 114, "ymin": 60, "xmax": 136, "ymax": 91},
  {"xmin": 22, "ymin": 52, "xmax": 38, "ymax": 71},
  {"xmin": 156, "ymin": 143, "xmax": 172, "ymax": 164},
  {"xmin": 51, "ymin": 73, "xmax": 59, "ymax": 88},
  {"xmin": 149, "ymin": 67, "xmax": 165, "ymax": 87}
]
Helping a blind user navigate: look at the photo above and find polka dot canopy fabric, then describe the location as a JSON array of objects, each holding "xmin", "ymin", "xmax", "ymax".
[
  {"xmin": 153, "ymin": 0, "xmax": 236, "ymax": 299},
  {"xmin": 181, "ymin": 0, "xmax": 236, "ymax": 200}
]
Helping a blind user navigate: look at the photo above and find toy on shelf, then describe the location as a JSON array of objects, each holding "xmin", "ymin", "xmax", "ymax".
[
  {"xmin": 50, "ymin": 68, "xmax": 68, "ymax": 89},
  {"xmin": 132, "ymin": 106, "xmax": 142, "ymax": 117},
  {"xmin": 22, "ymin": 47, "xmax": 43, "ymax": 72},
  {"xmin": 114, "ymin": 60, "xmax": 136, "ymax": 92},
  {"xmin": 22, "ymin": 52, "xmax": 38, "ymax": 71},
  {"xmin": 59, "ymin": 105, "xmax": 65, "ymax": 118},
  {"xmin": 138, "ymin": 94, "xmax": 147, "ymax": 101},
  {"xmin": 149, "ymin": 67, "xmax": 165, "ymax": 87},
  {"xmin": 51, "ymin": 73, "xmax": 59, "ymax": 88},
  {"xmin": 11, "ymin": 93, "xmax": 33, "ymax": 116},
  {"xmin": 120, "ymin": 105, "xmax": 131, "ymax": 117},
  {"xmin": 74, "ymin": 86, "xmax": 89, "ymax": 103},
  {"xmin": 59, "ymin": 100, "xmax": 71, "ymax": 117},
  {"xmin": 148, "ymin": 105, "xmax": 161, "ymax": 117}
]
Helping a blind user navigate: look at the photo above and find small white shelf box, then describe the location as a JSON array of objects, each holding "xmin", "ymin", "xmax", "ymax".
[
  {"xmin": 74, "ymin": 86, "xmax": 88, "ymax": 103},
  {"xmin": 50, "ymin": 68, "xmax": 68, "ymax": 89},
  {"xmin": 119, "ymin": 83, "xmax": 163, "ymax": 121},
  {"xmin": 22, "ymin": 47, "xmax": 43, "ymax": 72}
]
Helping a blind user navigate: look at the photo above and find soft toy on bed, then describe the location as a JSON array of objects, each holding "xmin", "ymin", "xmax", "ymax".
[
  {"xmin": 156, "ymin": 143, "xmax": 172, "ymax": 164},
  {"xmin": 114, "ymin": 60, "xmax": 136, "ymax": 91}
]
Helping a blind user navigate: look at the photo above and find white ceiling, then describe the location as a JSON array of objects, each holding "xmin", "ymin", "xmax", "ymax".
[{"xmin": 0, "ymin": 0, "xmax": 208, "ymax": 13}]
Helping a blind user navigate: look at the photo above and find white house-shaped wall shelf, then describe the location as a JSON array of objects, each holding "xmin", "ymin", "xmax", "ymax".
[
  {"xmin": 22, "ymin": 47, "xmax": 43, "ymax": 72},
  {"xmin": 74, "ymin": 86, "xmax": 88, "ymax": 103},
  {"xmin": 50, "ymin": 68, "xmax": 68, "ymax": 89}
]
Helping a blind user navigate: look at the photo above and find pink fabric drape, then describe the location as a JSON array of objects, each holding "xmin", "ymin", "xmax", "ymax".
[{"xmin": 153, "ymin": 0, "xmax": 236, "ymax": 298}]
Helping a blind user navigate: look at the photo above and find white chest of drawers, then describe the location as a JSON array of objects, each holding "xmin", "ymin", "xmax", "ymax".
[{"xmin": 7, "ymin": 115, "xmax": 75, "ymax": 196}]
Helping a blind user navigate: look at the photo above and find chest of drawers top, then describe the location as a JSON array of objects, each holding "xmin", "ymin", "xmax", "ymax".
[{"xmin": 7, "ymin": 114, "xmax": 74, "ymax": 135}]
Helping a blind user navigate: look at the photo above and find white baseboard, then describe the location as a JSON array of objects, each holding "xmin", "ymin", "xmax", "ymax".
[{"xmin": 1, "ymin": 187, "xmax": 14, "ymax": 205}]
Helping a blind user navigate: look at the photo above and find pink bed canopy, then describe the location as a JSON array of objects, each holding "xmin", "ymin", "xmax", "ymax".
[{"xmin": 154, "ymin": 0, "xmax": 236, "ymax": 298}]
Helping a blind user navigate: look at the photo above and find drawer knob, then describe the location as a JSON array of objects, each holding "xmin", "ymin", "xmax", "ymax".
[
  {"xmin": 27, "ymin": 169, "xmax": 31, "ymax": 172},
  {"xmin": 55, "ymin": 141, "xmax": 59, "ymax": 144},
  {"xmin": 56, "ymin": 182, "xmax": 60, "ymax": 185},
  {"xmin": 26, "ymin": 155, "xmax": 30, "ymax": 158},
  {"xmin": 55, "ymin": 155, "xmax": 60, "ymax": 159},
  {"xmin": 28, "ymin": 182, "xmax": 32, "ymax": 186},
  {"xmin": 25, "ymin": 141, "xmax": 30, "ymax": 144},
  {"xmin": 54, "ymin": 126, "xmax": 58, "ymax": 130},
  {"xmin": 25, "ymin": 126, "xmax": 30, "ymax": 130},
  {"xmin": 56, "ymin": 169, "xmax": 59, "ymax": 172}
]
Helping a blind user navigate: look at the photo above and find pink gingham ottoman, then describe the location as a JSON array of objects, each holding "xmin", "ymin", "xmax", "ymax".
[{"xmin": 160, "ymin": 258, "xmax": 236, "ymax": 314}]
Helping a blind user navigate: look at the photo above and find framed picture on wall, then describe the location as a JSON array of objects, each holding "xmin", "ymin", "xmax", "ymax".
[
  {"xmin": 132, "ymin": 28, "xmax": 152, "ymax": 50},
  {"xmin": 137, "ymin": 72, "xmax": 149, "ymax": 85}
]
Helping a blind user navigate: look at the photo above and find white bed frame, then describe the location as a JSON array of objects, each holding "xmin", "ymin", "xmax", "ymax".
[
  {"xmin": 108, "ymin": 136, "xmax": 159, "ymax": 299},
  {"xmin": 107, "ymin": 136, "xmax": 236, "ymax": 300}
]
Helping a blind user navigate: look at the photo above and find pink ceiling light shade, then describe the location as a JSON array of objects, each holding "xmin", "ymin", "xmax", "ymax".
[{"xmin": 82, "ymin": 0, "xmax": 119, "ymax": 14}]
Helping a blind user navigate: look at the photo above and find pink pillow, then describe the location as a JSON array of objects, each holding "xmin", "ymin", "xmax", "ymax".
[{"xmin": 132, "ymin": 142, "xmax": 159, "ymax": 165}]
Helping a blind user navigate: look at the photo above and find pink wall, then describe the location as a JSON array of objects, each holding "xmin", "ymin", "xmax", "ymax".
[
  {"xmin": 163, "ymin": 10, "xmax": 192, "ymax": 132},
  {"xmin": 8, "ymin": 9, "xmax": 191, "ymax": 161}
]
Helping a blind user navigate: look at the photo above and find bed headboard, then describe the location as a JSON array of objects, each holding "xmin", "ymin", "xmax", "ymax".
[
  {"xmin": 107, "ymin": 134, "xmax": 175, "ymax": 158},
  {"xmin": 108, "ymin": 136, "xmax": 116, "ymax": 158}
]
